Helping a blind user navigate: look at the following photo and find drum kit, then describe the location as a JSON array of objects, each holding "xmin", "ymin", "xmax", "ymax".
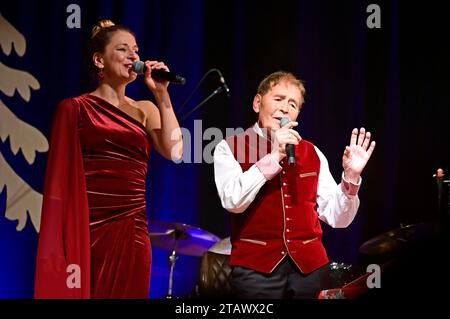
[
  {"xmin": 357, "ymin": 169, "xmax": 448, "ymax": 260},
  {"xmin": 148, "ymin": 220, "xmax": 223, "ymax": 298},
  {"xmin": 358, "ymin": 222, "xmax": 435, "ymax": 256},
  {"xmin": 148, "ymin": 219, "xmax": 439, "ymax": 298},
  {"xmin": 148, "ymin": 170, "xmax": 449, "ymax": 298}
]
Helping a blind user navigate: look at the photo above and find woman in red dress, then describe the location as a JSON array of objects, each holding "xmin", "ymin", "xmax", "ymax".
[{"xmin": 34, "ymin": 20, "xmax": 183, "ymax": 298}]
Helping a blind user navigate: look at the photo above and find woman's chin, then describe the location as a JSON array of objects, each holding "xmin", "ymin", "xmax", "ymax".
[{"xmin": 123, "ymin": 72, "xmax": 137, "ymax": 82}]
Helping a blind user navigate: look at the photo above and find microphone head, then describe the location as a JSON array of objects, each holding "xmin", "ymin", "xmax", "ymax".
[
  {"xmin": 131, "ymin": 61, "xmax": 147, "ymax": 74},
  {"xmin": 219, "ymin": 77, "xmax": 231, "ymax": 98},
  {"xmin": 280, "ymin": 117, "xmax": 291, "ymax": 127},
  {"xmin": 280, "ymin": 116, "xmax": 295, "ymax": 165}
]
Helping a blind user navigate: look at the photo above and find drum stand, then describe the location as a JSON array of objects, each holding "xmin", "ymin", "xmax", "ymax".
[
  {"xmin": 148, "ymin": 220, "xmax": 220, "ymax": 299},
  {"xmin": 165, "ymin": 229, "xmax": 183, "ymax": 299}
]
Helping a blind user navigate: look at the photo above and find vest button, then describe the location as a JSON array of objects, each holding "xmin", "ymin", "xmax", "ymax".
[
  {"xmin": 281, "ymin": 251, "xmax": 285, "ymax": 255},
  {"xmin": 286, "ymin": 217, "xmax": 291, "ymax": 221},
  {"xmin": 286, "ymin": 228, "xmax": 291, "ymax": 232},
  {"xmin": 287, "ymin": 239, "xmax": 291, "ymax": 243},
  {"xmin": 284, "ymin": 193, "xmax": 288, "ymax": 197},
  {"xmin": 283, "ymin": 182, "xmax": 287, "ymax": 186},
  {"xmin": 285, "ymin": 205, "xmax": 289, "ymax": 209}
]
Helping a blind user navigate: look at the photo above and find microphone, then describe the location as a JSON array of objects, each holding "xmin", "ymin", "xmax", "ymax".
[
  {"xmin": 216, "ymin": 70, "xmax": 230, "ymax": 98},
  {"xmin": 280, "ymin": 117, "xmax": 296, "ymax": 165},
  {"xmin": 131, "ymin": 61, "xmax": 186, "ymax": 85}
]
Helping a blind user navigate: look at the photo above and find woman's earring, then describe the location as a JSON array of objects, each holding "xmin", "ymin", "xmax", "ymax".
[{"xmin": 98, "ymin": 68, "xmax": 104, "ymax": 79}]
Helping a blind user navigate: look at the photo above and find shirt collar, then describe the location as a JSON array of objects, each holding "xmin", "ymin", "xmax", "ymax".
[{"xmin": 252, "ymin": 122, "xmax": 271, "ymax": 141}]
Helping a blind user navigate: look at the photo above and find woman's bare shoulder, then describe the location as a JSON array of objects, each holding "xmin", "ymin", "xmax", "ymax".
[
  {"xmin": 134, "ymin": 99, "xmax": 158, "ymax": 112},
  {"xmin": 125, "ymin": 98, "xmax": 160, "ymax": 128}
]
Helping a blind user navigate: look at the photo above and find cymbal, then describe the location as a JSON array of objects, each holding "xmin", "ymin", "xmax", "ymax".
[
  {"xmin": 208, "ymin": 236, "xmax": 231, "ymax": 255},
  {"xmin": 359, "ymin": 223, "xmax": 432, "ymax": 255},
  {"xmin": 149, "ymin": 220, "xmax": 220, "ymax": 257}
]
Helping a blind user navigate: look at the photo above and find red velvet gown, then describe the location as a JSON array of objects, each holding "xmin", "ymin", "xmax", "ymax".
[{"xmin": 35, "ymin": 94, "xmax": 152, "ymax": 298}]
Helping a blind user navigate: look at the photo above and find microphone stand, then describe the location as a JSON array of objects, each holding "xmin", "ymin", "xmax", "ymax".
[
  {"xmin": 434, "ymin": 169, "xmax": 450, "ymax": 235},
  {"xmin": 180, "ymin": 86, "xmax": 227, "ymax": 125}
]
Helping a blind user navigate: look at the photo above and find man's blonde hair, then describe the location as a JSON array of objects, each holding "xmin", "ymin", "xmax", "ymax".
[{"xmin": 257, "ymin": 71, "xmax": 306, "ymax": 107}]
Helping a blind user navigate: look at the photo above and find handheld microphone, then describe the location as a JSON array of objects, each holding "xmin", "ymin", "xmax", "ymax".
[
  {"xmin": 280, "ymin": 117, "xmax": 296, "ymax": 165},
  {"xmin": 131, "ymin": 61, "xmax": 186, "ymax": 85}
]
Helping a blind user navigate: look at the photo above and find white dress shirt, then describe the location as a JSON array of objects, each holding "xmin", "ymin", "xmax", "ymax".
[{"xmin": 213, "ymin": 123, "xmax": 361, "ymax": 228}]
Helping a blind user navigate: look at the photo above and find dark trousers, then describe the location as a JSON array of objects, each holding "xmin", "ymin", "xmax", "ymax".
[{"xmin": 231, "ymin": 257, "xmax": 329, "ymax": 299}]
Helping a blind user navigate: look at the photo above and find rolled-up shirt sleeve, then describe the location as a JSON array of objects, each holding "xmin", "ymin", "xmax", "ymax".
[
  {"xmin": 315, "ymin": 146, "xmax": 361, "ymax": 228},
  {"xmin": 213, "ymin": 139, "xmax": 282, "ymax": 213}
]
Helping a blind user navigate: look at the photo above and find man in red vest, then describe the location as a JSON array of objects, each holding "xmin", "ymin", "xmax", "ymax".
[{"xmin": 213, "ymin": 71, "xmax": 376, "ymax": 298}]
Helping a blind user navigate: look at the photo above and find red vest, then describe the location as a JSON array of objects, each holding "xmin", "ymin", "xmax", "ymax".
[{"xmin": 225, "ymin": 127, "xmax": 329, "ymax": 274}]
